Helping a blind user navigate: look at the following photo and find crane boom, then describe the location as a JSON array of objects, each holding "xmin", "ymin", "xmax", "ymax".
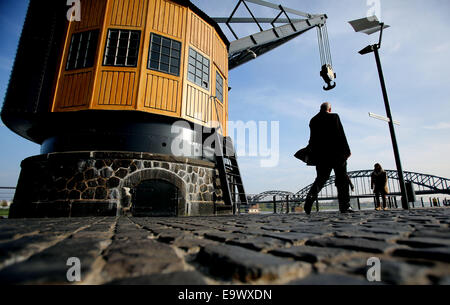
[
  {"xmin": 227, "ymin": 15, "xmax": 327, "ymax": 69},
  {"xmin": 212, "ymin": 0, "xmax": 336, "ymax": 90}
]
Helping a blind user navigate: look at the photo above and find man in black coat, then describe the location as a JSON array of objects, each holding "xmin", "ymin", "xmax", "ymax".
[{"xmin": 304, "ymin": 102, "xmax": 353, "ymax": 214}]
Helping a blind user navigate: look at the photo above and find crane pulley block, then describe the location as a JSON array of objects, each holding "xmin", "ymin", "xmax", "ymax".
[
  {"xmin": 317, "ymin": 24, "xmax": 336, "ymax": 91},
  {"xmin": 320, "ymin": 64, "xmax": 336, "ymax": 91}
]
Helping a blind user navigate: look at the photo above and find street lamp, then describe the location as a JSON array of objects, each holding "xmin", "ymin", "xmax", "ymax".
[{"xmin": 349, "ymin": 16, "xmax": 409, "ymax": 210}]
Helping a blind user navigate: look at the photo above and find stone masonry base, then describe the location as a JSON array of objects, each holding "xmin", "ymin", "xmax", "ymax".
[{"xmin": 9, "ymin": 151, "xmax": 232, "ymax": 218}]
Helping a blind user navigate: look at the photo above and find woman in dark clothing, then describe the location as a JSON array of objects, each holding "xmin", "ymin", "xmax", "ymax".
[{"xmin": 371, "ymin": 163, "xmax": 389, "ymax": 211}]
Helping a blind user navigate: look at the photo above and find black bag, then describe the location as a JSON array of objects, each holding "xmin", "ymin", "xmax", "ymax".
[{"xmin": 294, "ymin": 146, "xmax": 316, "ymax": 166}]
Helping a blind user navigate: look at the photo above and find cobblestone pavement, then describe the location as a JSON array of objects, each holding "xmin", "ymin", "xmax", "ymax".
[{"xmin": 0, "ymin": 208, "xmax": 449, "ymax": 285}]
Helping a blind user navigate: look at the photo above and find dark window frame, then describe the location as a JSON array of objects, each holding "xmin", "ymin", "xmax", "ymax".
[
  {"xmin": 187, "ymin": 47, "xmax": 210, "ymax": 90},
  {"xmin": 148, "ymin": 33, "xmax": 182, "ymax": 76},
  {"xmin": 215, "ymin": 70, "xmax": 224, "ymax": 103},
  {"xmin": 103, "ymin": 29, "xmax": 141, "ymax": 67},
  {"xmin": 66, "ymin": 30, "xmax": 99, "ymax": 71}
]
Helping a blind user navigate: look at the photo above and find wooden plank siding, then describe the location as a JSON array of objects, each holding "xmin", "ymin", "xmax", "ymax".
[
  {"xmin": 212, "ymin": 30, "xmax": 229, "ymax": 135},
  {"xmin": 212, "ymin": 67, "xmax": 228, "ymax": 135},
  {"xmin": 74, "ymin": 0, "xmax": 107, "ymax": 31},
  {"xmin": 52, "ymin": 0, "xmax": 107, "ymax": 111},
  {"xmin": 212, "ymin": 97, "xmax": 224, "ymax": 129},
  {"xmin": 137, "ymin": 0, "xmax": 187, "ymax": 118},
  {"xmin": 213, "ymin": 32, "xmax": 228, "ymax": 76},
  {"xmin": 182, "ymin": 11, "xmax": 211, "ymax": 126},
  {"xmin": 189, "ymin": 12, "xmax": 212, "ymax": 56},
  {"xmin": 56, "ymin": 71, "xmax": 93, "ymax": 108},
  {"xmin": 51, "ymin": 0, "xmax": 229, "ymax": 135},
  {"xmin": 143, "ymin": 73, "xmax": 179, "ymax": 113},
  {"xmin": 150, "ymin": 0, "xmax": 185, "ymax": 39},
  {"xmin": 183, "ymin": 10, "xmax": 228, "ymax": 134},
  {"xmin": 185, "ymin": 84, "xmax": 211, "ymax": 123},
  {"xmin": 96, "ymin": 71, "xmax": 136, "ymax": 106},
  {"xmin": 110, "ymin": 0, "xmax": 145, "ymax": 28},
  {"xmin": 91, "ymin": 0, "xmax": 149, "ymax": 110}
]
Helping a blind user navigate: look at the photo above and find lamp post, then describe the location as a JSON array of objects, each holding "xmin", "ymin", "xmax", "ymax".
[{"xmin": 349, "ymin": 17, "xmax": 409, "ymax": 210}]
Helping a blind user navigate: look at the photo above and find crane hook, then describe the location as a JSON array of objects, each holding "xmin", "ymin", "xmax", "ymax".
[{"xmin": 320, "ymin": 64, "xmax": 336, "ymax": 91}]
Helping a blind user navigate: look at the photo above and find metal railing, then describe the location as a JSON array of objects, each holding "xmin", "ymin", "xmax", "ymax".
[
  {"xmin": 0, "ymin": 187, "xmax": 15, "ymax": 203},
  {"xmin": 243, "ymin": 194, "xmax": 449, "ymax": 214}
]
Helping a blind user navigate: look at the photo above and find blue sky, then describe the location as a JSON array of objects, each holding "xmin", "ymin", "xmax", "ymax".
[
  {"xmin": 0, "ymin": 0, "xmax": 38, "ymax": 190},
  {"xmin": 1, "ymin": 0, "xmax": 450, "ymax": 196}
]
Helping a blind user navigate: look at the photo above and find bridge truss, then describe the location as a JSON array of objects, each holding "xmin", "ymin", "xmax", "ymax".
[{"xmin": 249, "ymin": 170, "xmax": 450, "ymax": 203}]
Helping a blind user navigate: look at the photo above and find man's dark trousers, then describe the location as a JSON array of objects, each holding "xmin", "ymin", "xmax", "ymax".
[{"xmin": 305, "ymin": 161, "xmax": 351, "ymax": 212}]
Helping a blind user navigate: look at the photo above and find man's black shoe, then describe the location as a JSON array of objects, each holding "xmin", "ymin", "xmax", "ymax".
[{"xmin": 340, "ymin": 207, "xmax": 355, "ymax": 214}]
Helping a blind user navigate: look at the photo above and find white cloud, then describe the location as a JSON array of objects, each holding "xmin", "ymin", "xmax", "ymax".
[
  {"xmin": 424, "ymin": 122, "xmax": 450, "ymax": 130},
  {"xmin": 402, "ymin": 140, "xmax": 450, "ymax": 178},
  {"xmin": 359, "ymin": 135, "xmax": 390, "ymax": 146},
  {"xmin": 428, "ymin": 42, "xmax": 450, "ymax": 54}
]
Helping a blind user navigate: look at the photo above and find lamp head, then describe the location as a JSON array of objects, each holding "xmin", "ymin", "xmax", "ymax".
[
  {"xmin": 349, "ymin": 16, "xmax": 390, "ymax": 54},
  {"xmin": 359, "ymin": 45, "xmax": 375, "ymax": 55},
  {"xmin": 349, "ymin": 16, "xmax": 390, "ymax": 35}
]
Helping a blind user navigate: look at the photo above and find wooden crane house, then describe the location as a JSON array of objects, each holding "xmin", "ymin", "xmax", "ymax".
[{"xmin": 2, "ymin": 0, "xmax": 334, "ymax": 218}]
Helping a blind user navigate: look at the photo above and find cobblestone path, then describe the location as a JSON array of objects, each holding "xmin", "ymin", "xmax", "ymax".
[{"xmin": 0, "ymin": 208, "xmax": 449, "ymax": 285}]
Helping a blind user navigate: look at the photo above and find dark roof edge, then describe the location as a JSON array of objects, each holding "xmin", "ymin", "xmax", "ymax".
[{"xmin": 171, "ymin": 0, "xmax": 230, "ymax": 48}]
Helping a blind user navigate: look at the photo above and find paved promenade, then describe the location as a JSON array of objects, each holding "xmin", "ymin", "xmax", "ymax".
[{"xmin": 0, "ymin": 208, "xmax": 449, "ymax": 285}]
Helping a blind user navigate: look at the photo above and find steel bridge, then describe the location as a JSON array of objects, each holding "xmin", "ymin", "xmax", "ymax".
[
  {"xmin": 249, "ymin": 170, "xmax": 450, "ymax": 203},
  {"xmin": 0, "ymin": 187, "xmax": 15, "ymax": 202}
]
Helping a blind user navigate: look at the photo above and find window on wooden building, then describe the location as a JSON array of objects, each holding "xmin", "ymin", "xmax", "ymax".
[
  {"xmin": 103, "ymin": 29, "xmax": 141, "ymax": 67},
  {"xmin": 187, "ymin": 48, "xmax": 210, "ymax": 90},
  {"xmin": 215, "ymin": 71, "xmax": 224, "ymax": 103},
  {"xmin": 66, "ymin": 30, "xmax": 99, "ymax": 70},
  {"xmin": 148, "ymin": 33, "xmax": 181, "ymax": 76}
]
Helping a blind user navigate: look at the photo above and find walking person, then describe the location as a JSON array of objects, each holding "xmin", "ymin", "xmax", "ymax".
[
  {"xmin": 303, "ymin": 102, "xmax": 353, "ymax": 215},
  {"xmin": 371, "ymin": 163, "xmax": 389, "ymax": 211}
]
